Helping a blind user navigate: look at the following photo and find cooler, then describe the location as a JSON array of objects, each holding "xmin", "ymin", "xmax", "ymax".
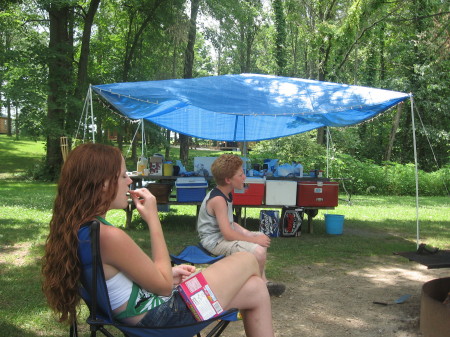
[
  {"xmin": 175, "ymin": 177, "xmax": 208, "ymax": 202},
  {"xmin": 265, "ymin": 180, "xmax": 297, "ymax": 206},
  {"xmin": 232, "ymin": 177, "xmax": 265, "ymax": 205},
  {"xmin": 297, "ymin": 181, "xmax": 339, "ymax": 207}
]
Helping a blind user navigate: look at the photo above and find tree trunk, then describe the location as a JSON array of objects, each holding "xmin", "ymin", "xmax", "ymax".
[
  {"xmin": 183, "ymin": 0, "xmax": 199, "ymax": 79},
  {"xmin": 70, "ymin": 0, "xmax": 101, "ymax": 135},
  {"xmin": 46, "ymin": 3, "xmax": 73, "ymax": 179},
  {"xmin": 384, "ymin": 102, "xmax": 403, "ymax": 161},
  {"xmin": 316, "ymin": 127, "xmax": 325, "ymax": 145},
  {"xmin": 122, "ymin": 0, "xmax": 163, "ymax": 82},
  {"xmin": 180, "ymin": 0, "xmax": 200, "ymax": 165},
  {"xmin": 165, "ymin": 129, "xmax": 171, "ymax": 160},
  {"xmin": 273, "ymin": 0, "xmax": 287, "ymax": 76}
]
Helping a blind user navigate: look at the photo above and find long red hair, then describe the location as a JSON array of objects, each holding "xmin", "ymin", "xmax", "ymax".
[{"xmin": 42, "ymin": 143, "xmax": 123, "ymax": 323}]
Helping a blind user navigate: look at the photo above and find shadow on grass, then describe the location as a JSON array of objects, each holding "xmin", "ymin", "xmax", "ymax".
[
  {"xmin": 0, "ymin": 217, "xmax": 49, "ymax": 246},
  {"xmin": 0, "ymin": 252, "xmax": 68, "ymax": 337},
  {"xmin": 0, "ymin": 321, "xmax": 42, "ymax": 337},
  {"xmin": 263, "ymin": 218, "xmax": 436, "ymax": 280}
]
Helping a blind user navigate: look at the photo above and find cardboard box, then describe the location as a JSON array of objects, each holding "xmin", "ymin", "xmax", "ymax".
[
  {"xmin": 177, "ymin": 272, "xmax": 224, "ymax": 321},
  {"xmin": 297, "ymin": 181, "xmax": 339, "ymax": 207},
  {"xmin": 175, "ymin": 177, "xmax": 208, "ymax": 202},
  {"xmin": 193, "ymin": 157, "xmax": 217, "ymax": 177},
  {"xmin": 149, "ymin": 156, "xmax": 163, "ymax": 175},
  {"xmin": 265, "ymin": 180, "xmax": 297, "ymax": 206},
  {"xmin": 232, "ymin": 177, "xmax": 265, "ymax": 205},
  {"xmin": 280, "ymin": 209, "xmax": 302, "ymax": 237},
  {"xmin": 259, "ymin": 210, "xmax": 280, "ymax": 237}
]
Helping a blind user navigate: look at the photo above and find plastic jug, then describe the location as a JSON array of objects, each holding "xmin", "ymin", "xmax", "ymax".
[
  {"xmin": 137, "ymin": 156, "xmax": 148, "ymax": 176},
  {"xmin": 295, "ymin": 163, "xmax": 303, "ymax": 177},
  {"xmin": 163, "ymin": 162, "xmax": 174, "ymax": 176}
]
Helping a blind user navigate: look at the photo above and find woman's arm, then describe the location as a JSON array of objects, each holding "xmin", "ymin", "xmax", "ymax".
[{"xmin": 100, "ymin": 188, "xmax": 173, "ymax": 296}]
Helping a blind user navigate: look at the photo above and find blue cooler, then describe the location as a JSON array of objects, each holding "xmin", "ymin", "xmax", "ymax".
[{"xmin": 175, "ymin": 177, "xmax": 208, "ymax": 202}]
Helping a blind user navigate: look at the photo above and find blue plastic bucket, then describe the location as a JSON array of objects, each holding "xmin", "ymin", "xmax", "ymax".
[{"xmin": 325, "ymin": 214, "xmax": 344, "ymax": 235}]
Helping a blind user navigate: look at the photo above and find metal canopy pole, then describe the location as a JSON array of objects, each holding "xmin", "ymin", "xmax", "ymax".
[
  {"xmin": 410, "ymin": 94, "xmax": 420, "ymax": 249},
  {"xmin": 326, "ymin": 127, "xmax": 330, "ymax": 178},
  {"xmin": 141, "ymin": 118, "xmax": 145, "ymax": 158},
  {"xmin": 89, "ymin": 85, "xmax": 95, "ymax": 143}
]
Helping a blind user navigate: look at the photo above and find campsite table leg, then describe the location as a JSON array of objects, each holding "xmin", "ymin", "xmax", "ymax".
[
  {"xmin": 304, "ymin": 209, "xmax": 319, "ymax": 234},
  {"xmin": 125, "ymin": 204, "xmax": 133, "ymax": 229},
  {"xmin": 234, "ymin": 206, "xmax": 243, "ymax": 225}
]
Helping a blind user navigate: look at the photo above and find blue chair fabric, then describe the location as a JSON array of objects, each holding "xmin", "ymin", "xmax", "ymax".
[
  {"xmin": 72, "ymin": 220, "xmax": 237, "ymax": 337},
  {"xmin": 170, "ymin": 244, "xmax": 225, "ymax": 265}
]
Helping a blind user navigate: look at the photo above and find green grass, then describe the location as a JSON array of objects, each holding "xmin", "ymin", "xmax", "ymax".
[
  {"xmin": 0, "ymin": 135, "xmax": 47, "ymax": 176},
  {"xmin": 0, "ymin": 136, "xmax": 449, "ymax": 336}
]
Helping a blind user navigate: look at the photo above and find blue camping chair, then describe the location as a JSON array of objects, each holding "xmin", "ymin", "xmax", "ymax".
[
  {"xmin": 170, "ymin": 244, "xmax": 225, "ymax": 266},
  {"xmin": 72, "ymin": 220, "xmax": 237, "ymax": 337}
]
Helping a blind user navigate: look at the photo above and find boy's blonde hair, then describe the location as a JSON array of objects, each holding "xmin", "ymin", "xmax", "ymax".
[{"xmin": 211, "ymin": 154, "xmax": 243, "ymax": 186}]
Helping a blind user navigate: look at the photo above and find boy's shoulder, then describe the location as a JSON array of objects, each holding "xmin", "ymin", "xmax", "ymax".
[{"xmin": 209, "ymin": 188, "xmax": 232, "ymax": 202}]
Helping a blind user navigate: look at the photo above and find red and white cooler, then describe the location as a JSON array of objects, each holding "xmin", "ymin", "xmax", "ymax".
[
  {"xmin": 297, "ymin": 181, "xmax": 339, "ymax": 207},
  {"xmin": 232, "ymin": 177, "xmax": 265, "ymax": 205}
]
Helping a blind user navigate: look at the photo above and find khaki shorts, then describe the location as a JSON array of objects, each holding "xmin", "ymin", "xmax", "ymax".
[{"xmin": 209, "ymin": 235, "xmax": 260, "ymax": 256}]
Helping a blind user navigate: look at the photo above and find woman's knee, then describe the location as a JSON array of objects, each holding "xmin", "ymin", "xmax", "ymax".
[
  {"xmin": 230, "ymin": 251, "xmax": 259, "ymax": 271},
  {"xmin": 243, "ymin": 275, "xmax": 270, "ymax": 301}
]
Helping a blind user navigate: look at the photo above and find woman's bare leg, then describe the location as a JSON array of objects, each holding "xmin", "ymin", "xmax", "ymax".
[
  {"xmin": 253, "ymin": 245, "xmax": 268, "ymax": 282},
  {"xmin": 202, "ymin": 252, "xmax": 274, "ymax": 337}
]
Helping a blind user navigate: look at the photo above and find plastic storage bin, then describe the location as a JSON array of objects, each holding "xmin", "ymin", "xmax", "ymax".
[
  {"xmin": 265, "ymin": 180, "xmax": 297, "ymax": 206},
  {"xmin": 232, "ymin": 177, "xmax": 265, "ymax": 205},
  {"xmin": 175, "ymin": 177, "xmax": 208, "ymax": 202},
  {"xmin": 297, "ymin": 181, "xmax": 339, "ymax": 207}
]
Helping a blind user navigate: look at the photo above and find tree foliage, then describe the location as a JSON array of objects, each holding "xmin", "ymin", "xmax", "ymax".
[{"xmin": 0, "ymin": 0, "xmax": 448, "ymax": 180}]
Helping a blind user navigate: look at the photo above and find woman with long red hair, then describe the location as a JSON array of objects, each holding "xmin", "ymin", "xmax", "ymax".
[{"xmin": 42, "ymin": 143, "xmax": 274, "ymax": 337}]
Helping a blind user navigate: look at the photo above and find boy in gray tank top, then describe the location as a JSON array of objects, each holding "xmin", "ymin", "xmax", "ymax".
[{"xmin": 197, "ymin": 154, "xmax": 285, "ymax": 297}]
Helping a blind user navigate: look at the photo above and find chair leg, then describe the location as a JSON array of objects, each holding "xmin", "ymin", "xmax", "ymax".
[
  {"xmin": 70, "ymin": 320, "xmax": 78, "ymax": 337},
  {"xmin": 88, "ymin": 324, "xmax": 118, "ymax": 337},
  {"xmin": 97, "ymin": 326, "xmax": 117, "ymax": 337},
  {"xmin": 206, "ymin": 320, "xmax": 230, "ymax": 337}
]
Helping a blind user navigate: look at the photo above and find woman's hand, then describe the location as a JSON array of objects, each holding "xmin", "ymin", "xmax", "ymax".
[
  {"xmin": 172, "ymin": 265, "xmax": 196, "ymax": 286},
  {"xmin": 129, "ymin": 188, "xmax": 157, "ymax": 221}
]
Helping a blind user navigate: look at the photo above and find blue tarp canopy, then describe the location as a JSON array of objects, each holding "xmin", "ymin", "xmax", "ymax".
[{"xmin": 92, "ymin": 73, "xmax": 409, "ymax": 142}]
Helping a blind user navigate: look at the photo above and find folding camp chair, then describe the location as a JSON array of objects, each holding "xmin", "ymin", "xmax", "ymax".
[
  {"xmin": 170, "ymin": 244, "xmax": 225, "ymax": 266},
  {"xmin": 72, "ymin": 220, "xmax": 237, "ymax": 337}
]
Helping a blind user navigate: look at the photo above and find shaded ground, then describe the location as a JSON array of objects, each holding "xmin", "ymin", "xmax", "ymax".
[{"xmin": 210, "ymin": 255, "xmax": 448, "ymax": 337}]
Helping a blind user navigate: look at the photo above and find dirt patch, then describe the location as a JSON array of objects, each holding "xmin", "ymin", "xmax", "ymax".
[{"xmin": 214, "ymin": 255, "xmax": 449, "ymax": 337}]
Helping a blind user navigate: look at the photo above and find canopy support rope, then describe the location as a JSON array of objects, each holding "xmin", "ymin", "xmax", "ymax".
[
  {"xmin": 125, "ymin": 119, "xmax": 143, "ymax": 158},
  {"xmin": 74, "ymin": 85, "xmax": 96, "ymax": 144}
]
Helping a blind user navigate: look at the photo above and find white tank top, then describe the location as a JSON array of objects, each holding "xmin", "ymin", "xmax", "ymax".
[{"xmin": 106, "ymin": 272, "xmax": 132, "ymax": 310}]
